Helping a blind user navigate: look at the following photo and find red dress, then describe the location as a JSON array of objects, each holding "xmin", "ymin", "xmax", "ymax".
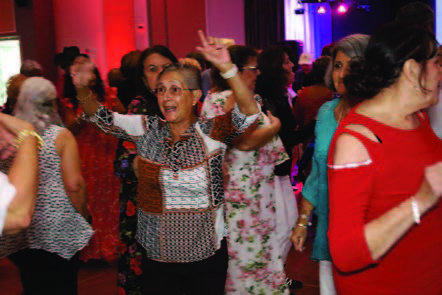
[
  {"xmin": 62, "ymin": 97, "xmax": 120, "ymax": 262},
  {"xmin": 327, "ymin": 110, "xmax": 442, "ymax": 295}
]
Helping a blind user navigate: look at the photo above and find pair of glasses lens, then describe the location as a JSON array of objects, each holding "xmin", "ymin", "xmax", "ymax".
[
  {"xmin": 241, "ymin": 66, "xmax": 258, "ymax": 72},
  {"xmin": 155, "ymin": 86, "xmax": 183, "ymax": 96}
]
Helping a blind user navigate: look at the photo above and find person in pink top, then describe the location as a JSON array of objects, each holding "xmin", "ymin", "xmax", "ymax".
[{"xmin": 327, "ymin": 22, "xmax": 442, "ymax": 295}]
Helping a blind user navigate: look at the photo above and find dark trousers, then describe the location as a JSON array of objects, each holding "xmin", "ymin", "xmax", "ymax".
[
  {"xmin": 9, "ymin": 248, "xmax": 79, "ymax": 295},
  {"xmin": 142, "ymin": 239, "xmax": 228, "ymax": 295}
]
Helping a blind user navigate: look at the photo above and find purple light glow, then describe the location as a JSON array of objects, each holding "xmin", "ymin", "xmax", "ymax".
[
  {"xmin": 337, "ymin": 4, "xmax": 347, "ymax": 14},
  {"xmin": 317, "ymin": 6, "xmax": 326, "ymax": 14}
]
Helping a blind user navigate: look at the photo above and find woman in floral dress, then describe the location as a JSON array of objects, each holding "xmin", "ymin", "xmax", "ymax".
[{"xmin": 201, "ymin": 45, "xmax": 290, "ymax": 295}]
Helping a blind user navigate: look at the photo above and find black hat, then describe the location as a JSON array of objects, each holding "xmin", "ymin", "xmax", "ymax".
[{"xmin": 54, "ymin": 46, "xmax": 81, "ymax": 70}]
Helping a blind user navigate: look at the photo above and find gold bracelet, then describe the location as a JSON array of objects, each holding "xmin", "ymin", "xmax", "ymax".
[
  {"xmin": 296, "ymin": 223, "xmax": 308, "ymax": 229},
  {"xmin": 14, "ymin": 129, "xmax": 43, "ymax": 150},
  {"xmin": 299, "ymin": 214, "xmax": 310, "ymax": 220},
  {"xmin": 77, "ymin": 91, "xmax": 94, "ymax": 103}
]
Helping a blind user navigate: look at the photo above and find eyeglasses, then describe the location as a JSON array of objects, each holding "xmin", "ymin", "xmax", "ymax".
[
  {"xmin": 241, "ymin": 66, "xmax": 259, "ymax": 72},
  {"xmin": 155, "ymin": 85, "xmax": 197, "ymax": 97}
]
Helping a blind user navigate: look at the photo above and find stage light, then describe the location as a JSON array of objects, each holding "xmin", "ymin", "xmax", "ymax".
[
  {"xmin": 337, "ymin": 4, "xmax": 347, "ymax": 14},
  {"xmin": 317, "ymin": 6, "xmax": 326, "ymax": 14}
]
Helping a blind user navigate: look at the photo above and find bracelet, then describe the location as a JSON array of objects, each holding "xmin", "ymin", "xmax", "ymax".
[
  {"xmin": 299, "ymin": 214, "xmax": 310, "ymax": 220},
  {"xmin": 77, "ymin": 91, "xmax": 94, "ymax": 103},
  {"xmin": 14, "ymin": 129, "xmax": 43, "ymax": 150},
  {"xmin": 296, "ymin": 223, "xmax": 308, "ymax": 229},
  {"xmin": 411, "ymin": 196, "xmax": 420, "ymax": 224},
  {"xmin": 220, "ymin": 64, "xmax": 238, "ymax": 80}
]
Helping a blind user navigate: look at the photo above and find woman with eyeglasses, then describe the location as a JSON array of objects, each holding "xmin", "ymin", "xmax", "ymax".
[
  {"xmin": 114, "ymin": 45, "xmax": 178, "ymax": 295},
  {"xmin": 70, "ymin": 31, "xmax": 259, "ymax": 295},
  {"xmin": 201, "ymin": 45, "xmax": 289, "ymax": 294}
]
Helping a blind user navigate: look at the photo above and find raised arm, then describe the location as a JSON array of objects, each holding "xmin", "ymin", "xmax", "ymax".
[
  {"xmin": 69, "ymin": 59, "xmax": 146, "ymax": 142},
  {"xmin": 70, "ymin": 60, "xmax": 100, "ymax": 117},
  {"xmin": 197, "ymin": 31, "xmax": 258, "ymax": 116}
]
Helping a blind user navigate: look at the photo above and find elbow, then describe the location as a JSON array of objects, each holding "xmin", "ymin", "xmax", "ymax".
[
  {"xmin": 329, "ymin": 230, "xmax": 376, "ymax": 273},
  {"xmin": 235, "ymin": 141, "xmax": 258, "ymax": 151},
  {"xmin": 65, "ymin": 177, "xmax": 86, "ymax": 196},
  {"xmin": 16, "ymin": 213, "xmax": 32, "ymax": 231}
]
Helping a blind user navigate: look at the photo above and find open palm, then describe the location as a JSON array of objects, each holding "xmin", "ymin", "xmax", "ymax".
[
  {"xmin": 70, "ymin": 58, "xmax": 95, "ymax": 88},
  {"xmin": 196, "ymin": 30, "xmax": 231, "ymax": 71}
]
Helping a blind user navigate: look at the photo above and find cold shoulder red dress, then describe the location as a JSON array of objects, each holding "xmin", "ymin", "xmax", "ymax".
[{"xmin": 327, "ymin": 110, "xmax": 442, "ymax": 295}]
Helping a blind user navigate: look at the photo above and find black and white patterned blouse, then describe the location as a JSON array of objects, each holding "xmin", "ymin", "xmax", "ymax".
[
  {"xmin": 0, "ymin": 125, "xmax": 94, "ymax": 259},
  {"xmin": 83, "ymin": 105, "xmax": 258, "ymax": 263}
]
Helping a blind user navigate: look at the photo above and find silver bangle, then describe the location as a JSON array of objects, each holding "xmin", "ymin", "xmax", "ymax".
[{"xmin": 411, "ymin": 196, "xmax": 420, "ymax": 224}]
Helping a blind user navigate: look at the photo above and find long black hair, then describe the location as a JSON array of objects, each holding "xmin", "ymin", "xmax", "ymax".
[{"xmin": 345, "ymin": 22, "xmax": 438, "ymax": 99}]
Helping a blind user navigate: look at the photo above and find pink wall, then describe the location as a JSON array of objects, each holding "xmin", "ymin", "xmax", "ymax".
[
  {"xmin": 148, "ymin": 0, "xmax": 206, "ymax": 59},
  {"xmin": 103, "ymin": 0, "xmax": 136, "ymax": 71},
  {"xmin": 53, "ymin": 0, "xmax": 107, "ymax": 74},
  {"xmin": 53, "ymin": 0, "xmax": 137, "ymax": 79},
  {"xmin": 205, "ymin": 0, "xmax": 245, "ymax": 45}
]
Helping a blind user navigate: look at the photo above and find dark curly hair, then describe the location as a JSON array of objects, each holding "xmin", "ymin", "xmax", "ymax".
[
  {"xmin": 310, "ymin": 56, "xmax": 331, "ymax": 85},
  {"xmin": 344, "ymin": 22, "xmax": 438, "ymax": 99},
  {"xmin": 135, "ymin": 45, "xmax": 178, "ymax": 117}
]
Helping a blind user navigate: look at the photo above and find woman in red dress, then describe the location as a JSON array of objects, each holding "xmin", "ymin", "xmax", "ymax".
[
  {"xmin": 61, "ymin": 55, "xmax": 125, "ymax": 262},
  {"xmin": 327, "ymin": 23, "xmax": 442, "ymax": 294}
]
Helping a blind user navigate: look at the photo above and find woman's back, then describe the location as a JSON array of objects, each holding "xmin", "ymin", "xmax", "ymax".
[
  {"xmin": 29, "ymin": 125, "xmax": 93, "ymax": 259},
  {"xmin": 0, "ymin": 125, "xmax": 93, "ymax": 259}
]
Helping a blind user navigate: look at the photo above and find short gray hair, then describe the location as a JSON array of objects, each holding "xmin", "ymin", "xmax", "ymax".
[
  {"xmin": 14, "ymin": 77, "xmax": 62, "ymax": 134},
  {"xmin": 325, "ymin": 34, "xmax": 370, "ymax": 92}
]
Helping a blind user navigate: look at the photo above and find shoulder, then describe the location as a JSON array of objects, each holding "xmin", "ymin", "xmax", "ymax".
[
  {"xmin": 317, "ymin": 99, "xmax": 339, "ymax": 121},
  {"xmin": 55, "ymin": 127, "xmax": 75, "ymax": 152}
]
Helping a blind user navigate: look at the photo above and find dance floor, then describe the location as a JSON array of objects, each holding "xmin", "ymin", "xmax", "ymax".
[{"xmin": 0, "ymin": 237, "xmax": 320, "ymax": 295}]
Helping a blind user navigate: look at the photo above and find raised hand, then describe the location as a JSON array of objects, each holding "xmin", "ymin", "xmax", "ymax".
[
  {"xmin": 196, "ymin": 30, "xmax": 232, "ymax": 72},
  {"xmin": 70, "ymin": 57, "xmax": 95, "ymax": 89}
]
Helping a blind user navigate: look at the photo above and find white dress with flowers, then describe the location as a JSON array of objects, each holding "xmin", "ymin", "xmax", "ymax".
[{"xmin": 202, "ymin": 90, "xmax": 290, "ymax": 295}]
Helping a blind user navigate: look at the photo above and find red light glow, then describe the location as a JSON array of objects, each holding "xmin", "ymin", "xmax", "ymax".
[{"xmin": 317, "ymin": 6, "xmax": 326, "ymax": 14}]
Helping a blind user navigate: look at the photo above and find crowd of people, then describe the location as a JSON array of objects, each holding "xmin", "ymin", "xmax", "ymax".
[{"xmin": 0, "ymin": 2, "xmax": 441, "ymax": 295}]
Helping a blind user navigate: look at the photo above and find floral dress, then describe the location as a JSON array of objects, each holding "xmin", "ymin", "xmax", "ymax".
[
  {"xmin": 201, "ymin": 90, "xmax": 290, "ymax": 295},
  {"xmin": 114, "ymin": 96, "xmax": 153, "ymax": 295}
]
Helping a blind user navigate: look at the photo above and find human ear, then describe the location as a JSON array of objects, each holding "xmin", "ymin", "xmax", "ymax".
[
  {"xmin": 403, "ymin": 59, "xmax": 421, "ymax": 88},
  {"xmin": 192, "ymin": 90, "xmax": 202, "ymax": 105}
]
